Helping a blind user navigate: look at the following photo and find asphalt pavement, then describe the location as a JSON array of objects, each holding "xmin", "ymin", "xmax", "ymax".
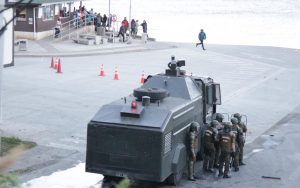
[{"xmin": 2, "ymin": 38, "xmax": 300, "ymax": 187}]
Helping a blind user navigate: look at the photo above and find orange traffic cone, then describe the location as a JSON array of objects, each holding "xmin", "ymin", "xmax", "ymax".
[
  {"xmin": 140, "ymin": 71, "xmax": 145, "ymax": 84},
  {"xmin": 50, "ymin": 56, "xmax": 54, "ymax": 68},
  {"xmin": 56, "ymin": 57, "xmax": 62, "ymax": 73},
  {"xmin": 54, "ymin": 57, "xmax": 58, "ymax": 70},
  {"xmin": 99, "ymin": 64, "xmax": 105, "ymax": 76},
  {"xmin": 113, "ymin": 67, "xmax": 119, "ymax": 80}
]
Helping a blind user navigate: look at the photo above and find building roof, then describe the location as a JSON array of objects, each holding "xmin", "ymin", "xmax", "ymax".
[{"xmin": 6, "ymin": 0, "xmax": 83, "ymax": 6}]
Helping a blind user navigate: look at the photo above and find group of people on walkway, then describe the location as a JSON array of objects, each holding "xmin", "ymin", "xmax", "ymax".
[
  {"xmin": 94, "ymin": 12, "xmax": 112, "ymax": 30},
  {"xmin": 117, "ymin": 17, "xmax": 148, "ymax": 42},
  {"xmin": 55, "ymin": 5, "xmax": 97, "ymax": 38},
  {"xmin": 73, "ymin": 6, "xmax": 98, "ymax": 28},
  {"xmin": 188, "ymin": 113, "xmax": 247, "ymax": 181},
  {"xmin": 54, "ymin": 4, "xmax": 149, "ymax": 42}
]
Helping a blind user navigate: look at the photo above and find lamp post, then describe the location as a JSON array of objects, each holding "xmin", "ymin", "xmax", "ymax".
[
  {"xmin": 0, "ymin": 13, "xmax": 4, "ymax": 123},
  {"xmin": 109, "ymin": 0, "xmax": 111, "ymax": 16},
  {"xmin": 127, "ymin": 0, "xmax": 132, "ymax": 44}
]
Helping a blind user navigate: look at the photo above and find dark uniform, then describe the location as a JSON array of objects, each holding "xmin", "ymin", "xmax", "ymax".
[
  {"xmin": 188, "ymin": 122, "xmax": 200, "ymax": 181},
  {"xmin": 218, "ymin": 122, "xmax": 235, "ymax": 178},
  {"xmin": 234, "ymin": 113, "xmax": 247, "ymax": 165},
  {"xmin": 203, "ymin": 120, "xmax": 218, "ymax": 172},
  {"xmin": 214, "ymin": 113, "xmax": 224, "ymax": 168}
]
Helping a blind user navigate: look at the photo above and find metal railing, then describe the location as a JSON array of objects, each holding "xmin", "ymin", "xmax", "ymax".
[
  {"xmin": 52, "ymin": 18, "xmax": 147, "ymax": 42},
  {"xmin": 53, "ymin": 16, "xmax": 95, "ymax": 41}
]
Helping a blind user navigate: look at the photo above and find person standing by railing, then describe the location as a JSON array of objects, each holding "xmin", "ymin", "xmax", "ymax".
[
  {"xmin": 130, "ymin": 19, "xmax": 136, "ymax": 38},
  {"xmin": 117, "ymin": 23, "xmax": 126, "ymax": 42},
  {"xmin": 102, "ymin": 14, "xmax": 107, "ymax": 27},
  {"xmin": 122, "ymin": 17, "xmax": 129, "ymax": 33},
  {"xmin": 141, "ymin": 20, "xmax": 147, "ymax": 34}
]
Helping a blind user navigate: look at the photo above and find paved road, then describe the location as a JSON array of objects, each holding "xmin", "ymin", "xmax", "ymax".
[{"xmin": 2, "ymin": 42, "xmax": 300, "ymax": 187}]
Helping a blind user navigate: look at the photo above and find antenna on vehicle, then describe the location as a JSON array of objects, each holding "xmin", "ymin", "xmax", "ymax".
[{"xmin": 121, "ymin": 97, "xmax": 127, "ymax": 104}]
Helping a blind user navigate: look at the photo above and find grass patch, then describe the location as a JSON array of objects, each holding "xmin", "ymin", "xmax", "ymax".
[
  {"xmin": 0, "ymin": 173, "xmax": 20, "ymax": 188},
  {"xmin": 1, "ymin": 137, "xmax": 36, "ymax": 156}
]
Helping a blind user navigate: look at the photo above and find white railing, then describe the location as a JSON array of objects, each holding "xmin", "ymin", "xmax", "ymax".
[{"xmin": 53, "ymin": 16, "xmax": 95, "ymax": 41}]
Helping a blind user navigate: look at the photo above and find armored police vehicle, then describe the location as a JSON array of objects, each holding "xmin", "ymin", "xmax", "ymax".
[{"xmin": 86, "ymin": 57, "xmax": 221, "ymax": 185}]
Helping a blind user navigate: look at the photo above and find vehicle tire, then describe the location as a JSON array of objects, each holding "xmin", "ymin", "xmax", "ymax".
[
  {"xmin": 102, "ymin": 176, "xmax": 122, "ymax": 188},
  {"xmin": 166, "ymin": 170, "xmax": 183, "ymax": 186},
  {"xmin": 133, "ymin": 87, "xmax": 168, "ymax": 101}
]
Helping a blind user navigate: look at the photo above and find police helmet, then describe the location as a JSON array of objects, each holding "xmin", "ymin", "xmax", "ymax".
[
  {"xmin": 233, "ymin": 113, "xmax": 241, "ymax": 119},
  {"xmin": 223, "ymin": 122, "xmax": 232, "ymax": 133},
  {"xmin": 215, "ymin": 113, "xmax": 224, "ymax": 122},
  {"xmin": 231, "ymin": 117, "xmax": 238, "ymax": 125},
  {"xmin": 190, "ymin": 122, "xmax": 199, "ymax": 132},
  {"xmin": 210, "ymin": 120, "xmax": 219, "ymax": 128}
]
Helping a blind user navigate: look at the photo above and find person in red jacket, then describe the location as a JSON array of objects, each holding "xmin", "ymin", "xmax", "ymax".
[{"xmin": 121, "ymin": 17, "xmax": 129, "ymax": 33}]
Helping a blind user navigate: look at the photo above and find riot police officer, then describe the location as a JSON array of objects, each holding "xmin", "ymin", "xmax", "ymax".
[
  {"xmin": 231, "ymin": 117, "xmax": 243, "ymax": 171},
  {"xmin": 214, "ymin": 113, "xmax": 224, "ymax": 168},
  {"xmin": 203, "ymin": 120, "xmax": 218, "ymax": 173},
  {"xmin": 233, "ymin": 113, "xmax": 247, "ymax": 165},
  {"xmin": 188, "ymin": 122, "xmax": 199, "ymax": 181},
  {"xmin": 218, "ymin": 122, "xmax": 235, "ymax": 178}
]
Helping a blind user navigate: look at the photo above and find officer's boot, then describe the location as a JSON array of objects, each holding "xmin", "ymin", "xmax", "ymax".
[
  {"xmin": 218, "ymin": 164, "xmax": 224, "ymax": 177},
  {"xmin": 223, "ymin": 174, "xmax": 231, "ymax": 178},
  {"xmin": 207, "ymin": 157, "xmax": 215, "ymax": 173},
  {"xmin": 188, "ymin": 161, "xmax": 195, "ymax": 181}
]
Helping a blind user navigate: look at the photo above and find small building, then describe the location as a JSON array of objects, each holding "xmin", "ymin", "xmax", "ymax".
[{"xmin": 5, "ymin": 0, "xmax": 85, "ymax": 40}]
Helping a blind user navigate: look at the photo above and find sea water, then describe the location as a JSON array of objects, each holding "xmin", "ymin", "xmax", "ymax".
[{"xmin": 79, "ymin": 0, "xmax": 300, "ymax": 48}]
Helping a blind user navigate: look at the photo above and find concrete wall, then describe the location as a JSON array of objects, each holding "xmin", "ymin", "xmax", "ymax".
[{"xmin": 15, "ymin": 30, "xmax": 54, "ymax": 40}]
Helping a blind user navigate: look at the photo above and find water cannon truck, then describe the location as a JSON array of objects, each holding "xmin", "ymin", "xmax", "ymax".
[{"xmin": 86, "ymin": 56, "xmax": 222, "ymax": 185}]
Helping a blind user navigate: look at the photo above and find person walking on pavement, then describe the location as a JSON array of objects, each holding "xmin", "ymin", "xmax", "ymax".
[
  {"xmin": 188, "ymin": 122, "xmax": 200, "ymax": 181},
  {"xmin": 203, "ymin": 120, "xmax": 218, "ymax": 173},
  {"xmin": 218, "ymin": 122, "xmax": 235, "ymax": 178},
  {"xmin": 196, "ymin": 29, "xmax": 206, "ymax": 50}
]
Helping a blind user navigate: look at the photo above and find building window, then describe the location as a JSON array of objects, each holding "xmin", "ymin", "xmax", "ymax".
[
  {"xmin": 42, "ymin": 5, "xmax": 55, "ymax": 20},
  {"xmin": 16, "ymin": 7, "xmax": 26, "ymax": 21}
]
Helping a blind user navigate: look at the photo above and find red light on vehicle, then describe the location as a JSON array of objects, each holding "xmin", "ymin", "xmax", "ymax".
[{"xmin": 131, "ymin": 101, "xmax": 137, "ymax": 109}]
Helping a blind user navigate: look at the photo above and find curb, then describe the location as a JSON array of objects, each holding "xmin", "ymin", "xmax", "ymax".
[{"xmin": 14, "ymin": 44, "xmax": 177, "ymax": 58}]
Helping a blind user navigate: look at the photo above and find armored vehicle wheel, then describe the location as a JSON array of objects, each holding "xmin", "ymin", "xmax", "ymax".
[
  {"xmin": 102, "ymin": 176, "xmax": 123, "ymax": 188},
  {"xmin": 166, "ymin": 170, "xmax": 183, "ymax": 186},
  {"xmin": 133, "ymin": 88, "xmax": 168, "ymax": 101}
]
